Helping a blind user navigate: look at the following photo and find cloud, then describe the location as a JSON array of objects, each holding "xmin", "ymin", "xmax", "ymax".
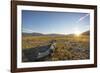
[
  {"xmin": 22, "ymin": 28, "xmax": 34, "ymax": 33},
  {"xmin": 77, "ymin": 14, "xmax": 89, "ymax": 23}
]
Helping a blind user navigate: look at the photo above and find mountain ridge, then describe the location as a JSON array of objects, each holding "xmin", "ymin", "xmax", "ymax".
[{"xmin": 22, "ymin": 30, "xmax": 89, "ymax": 36}]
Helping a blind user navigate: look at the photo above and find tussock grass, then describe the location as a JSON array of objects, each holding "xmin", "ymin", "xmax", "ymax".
[{"xmin": 22, "ymin": 35, "xmax": 90, "ymax": 61}]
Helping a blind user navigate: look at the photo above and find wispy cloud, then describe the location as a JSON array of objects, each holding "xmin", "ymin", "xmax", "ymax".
[
  {"xmin": 77, "ymin": 14, "xmax": 89, "ymax": 23},
  {"xmin": 22, "ymin": 28, "xmax": 34, "ymax": 33}
]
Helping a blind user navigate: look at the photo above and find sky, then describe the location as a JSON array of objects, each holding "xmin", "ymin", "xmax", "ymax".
[{"xmin": 22, "ymin": 10, "xmax": 90, "ymax": 34}]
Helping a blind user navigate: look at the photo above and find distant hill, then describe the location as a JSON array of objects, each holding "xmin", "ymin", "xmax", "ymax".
[
  {"xmin": 22, "ymin": 32, "xmax": 65, "ymax": 36},
  {"xmin": 22, "ymin": 32, "xmax": 44, "ymax": 36},
  {"xmin": 81, "ymin": 31, "xmax": 90, "ymax": 35},
  {"xmin": 22, "ymin": 30, "xmax": 90, "ymax": 36},
  {"xmin": 46, "ymin": 34, "xmax": 65, "ymax": 36}
]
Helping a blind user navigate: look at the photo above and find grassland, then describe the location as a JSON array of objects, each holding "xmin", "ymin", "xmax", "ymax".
[{"xmin": 22, "ymin": 34, "xmax": 90, "ymax": 61}]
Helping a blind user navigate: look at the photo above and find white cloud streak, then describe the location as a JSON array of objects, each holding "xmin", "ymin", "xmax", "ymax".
[
  {"xmin": 22, "ymin": 28, "xmax": 34, "ymax": 33},
  {"xmin": 77, "ymin": 14, "xmax": 89, "ymax": 23}
]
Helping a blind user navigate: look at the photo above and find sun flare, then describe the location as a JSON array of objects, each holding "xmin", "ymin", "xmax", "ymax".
[{"xmin": 74, "ymin": 30, "xmax": 81, "ymax": 36}]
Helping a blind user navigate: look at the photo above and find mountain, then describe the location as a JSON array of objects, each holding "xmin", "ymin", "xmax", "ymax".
[
  {"xmin": 22, "ymin": 30, "xmax": 90, "ymax": 36},
  {"xmin": 22, "ymin": 32, "xmax": 65, "ymax": 36},
  {"xmin": 81, "ymin": 31, "xmax": 90, "ymax": 35},
  {"xmin": 22, "ymin": 32, "xmax": 44, "ymax": 36},
  {"xmin": 46, "ymin": 34, "xmax": 65, "ymax": 36}
]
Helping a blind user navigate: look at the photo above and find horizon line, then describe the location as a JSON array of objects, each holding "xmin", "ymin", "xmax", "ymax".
[{"xmin": 22, "ymin": 30, "xmax": 89, "ymax": 35}]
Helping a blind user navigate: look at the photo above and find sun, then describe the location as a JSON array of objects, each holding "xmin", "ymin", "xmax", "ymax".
[{"xmin": 74, "ymin": 30, "xmax": 81, "ymax": 36}]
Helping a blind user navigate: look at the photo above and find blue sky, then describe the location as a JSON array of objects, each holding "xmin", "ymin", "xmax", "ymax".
[{"xmin": 22, "ymin": 10, "xmax": 90, "ymax": 34}]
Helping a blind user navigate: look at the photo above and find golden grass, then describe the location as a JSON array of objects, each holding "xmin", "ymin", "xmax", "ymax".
[{"xmin": 22, "ymin": 35, "xmax": 90, "ymax": 60}]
